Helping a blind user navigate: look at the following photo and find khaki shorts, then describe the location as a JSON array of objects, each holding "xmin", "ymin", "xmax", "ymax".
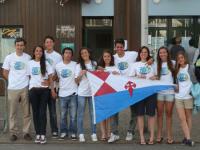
[{"xmin": 175, "ymin": 98, "xmax": 193, "ymax": 109}]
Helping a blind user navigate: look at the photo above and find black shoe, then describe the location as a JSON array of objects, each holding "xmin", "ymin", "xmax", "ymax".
[
  {"xmin": 71, "ymin": 134, "xmax": 77, "ymax": 141},
  {"xmin": 182, "ymin": 138, "xmax": 187, "ymax": 144},
  {"xmin": 52, "ymin": 132, "xmax": 58, "ymax": 138},
  {"xmin": 10, "ymin": 134, "xmax": 17, "ymax": 142},
  {"xmin": 24, "ymin": 133, "xmax": 32, "ymax": 141},
  {"xmin": 185, "ymin": 139, "xmax": 195, "ymax": 146}
]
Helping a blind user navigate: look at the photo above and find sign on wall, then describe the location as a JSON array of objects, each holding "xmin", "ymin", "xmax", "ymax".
[
  {"xmin": 56, "ymin": 25, "xmax": 75, "ymax": 40},
  {"xmin": 60, "ymin": 42, "xmax": 75, "ymax": 53}
]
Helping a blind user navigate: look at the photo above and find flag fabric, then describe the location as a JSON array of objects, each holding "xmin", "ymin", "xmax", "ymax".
[{"xmin": 87, "ymin": 71, "xmax": 174, "ymax": 124}]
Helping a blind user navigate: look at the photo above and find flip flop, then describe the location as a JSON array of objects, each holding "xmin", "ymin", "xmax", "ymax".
[
  {"xmin": 148, "ymin": 140, "xmax": 154, "ymax": 145},
  {"xmin": 140, "ymin": 141, "xmax": 146, "ymax": 145},
  {"xmin": 100, "ymin": 137, "xmax": 107, "ymax": 141}
]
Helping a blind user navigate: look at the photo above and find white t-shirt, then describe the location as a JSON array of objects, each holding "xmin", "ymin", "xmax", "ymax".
[
  {"xmin": 27, "ymin": 60, "xmax": 53, "ymax": 90},
  {"xmin": 45, "ymin": 50, "xmax": 62, "ymax": 72},
  {"xmin": 114, "ymin": 51, "xmax": 138, "ymax": 76},
  {"xmin": 175, "ymin": 64, "xmax": 192, "ymax": 100},
  {"xmin": 155, "ymin": 61, "xmax": 175, "ymax": 95},
  {"xmin": 55, "ymin": 61, "xmax": 78, "ymax": 97},
  {"xmin": 129, "ymin": 61, "xmax": 155, "ymax": 79},
  {"xmin": 45, "ymin": 50, "xmax": 62, "ymax": 88},
  {"xmin": 104, "ymin": 66, "xmax": 120, "ymax": 74},
  {"xmin": 75, "ymin": 61, "xmax": 96, "ymax": 97},
  {"xmin": 2, "ymin": 52, "xmax": 31, "ymax": 90}
]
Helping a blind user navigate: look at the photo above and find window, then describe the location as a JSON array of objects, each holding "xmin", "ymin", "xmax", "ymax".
[
  {"xmin": 148, "ymin": 17, "xmax": 196, "ymax": 47},
  {"xmin": 0, "ymin": 26, "xmax": 23, "ymax": 64},
  {"xmin": 84, "ymin": 18, "xmax": 113, "ymax": 27},
  {"xmin": 148, "ymin": 17, "xmax": 200, "ymax": 59}
]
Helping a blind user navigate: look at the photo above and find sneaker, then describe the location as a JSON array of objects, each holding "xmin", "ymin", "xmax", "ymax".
[
  {"xmin": 185, "ymin": 139, "xmax": 195, "ymax": 146},
  {"xmin": 182, "ymin": 138, "xmax": 187, "ymax": 144},
  {"xmin": 40, "ymin": 135, "xmax": 47, "ymax": 144},
  {"xmin": 71, "ymin": 134, "xmax": 77, "ymax": 141},
  {"xmin": 52, "ymin": 132, "xmax": 58, "ymax": 138},
  {"xmin": 125, "ymin": 132, "xmax": 133, "ymax": 141},
  {"xmin": 24, "ymin": 133, "xmax": 32, "ymax": 141},
  {"xmin": 91, "ymin": 134, "xmax": 98, "ymax": 142},
  {"xmin": 108, "ymin": 133, "xmax": 119, "ymax": 143},
  {"xmin": 79, "ymin": 134, "xmax": 85, "ymax": 142},
  {"xmin": 10, "ymin": 134, "xmax": 17, "ymax": 142},
  {"xmin": 34, "ymin": 135, "xmax": 40, "ymax": 144},
  {"xmin": 59, "ymin": 133, "xmax": 67, "ymax": 140}
]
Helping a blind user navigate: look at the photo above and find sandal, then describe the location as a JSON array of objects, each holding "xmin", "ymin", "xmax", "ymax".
[
  {"xmin": 167, "ymin": 139, "xmax": 175, "ymax": 144},
  {"xmin": 156, "ymin": 137, "xmax": 163, "ymax": 143}
]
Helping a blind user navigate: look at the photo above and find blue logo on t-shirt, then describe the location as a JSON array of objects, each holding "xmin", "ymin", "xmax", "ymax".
[
  {"xmin": 118, "ymin": 62, "xmax": 128, "ymax": 71},
  {"xmin": 61, "ymin": 69, "xmax": 72, "ymax": 78},
  {"xmin": 178, "ymin": 73, "xmax": 188, "ymax": 82},
  {"xmin": 46, "ymin": 58, "xmax": 53, "ymax": 66},
  {"xmin": 32, "ymin": 67, "xmax": 40, "ymax": 75},
  {"xmin": 14, "ymin": 61, "xmax": 25, "ymax": 70},
  {"xmin": 161, "ymin": 67, "xmax": 169, "ymax": 75},
  {"xmin": 139, "ymin": 66, "xmax": 151, "ymax": 75}
]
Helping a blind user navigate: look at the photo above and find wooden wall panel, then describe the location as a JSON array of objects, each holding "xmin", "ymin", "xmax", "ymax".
[
  {"xmin": 0, "ymin": 0, "xmax": 82, "ymax": 57},
  {"xmin": 114, "ymin": 0, "xmax": 141, "ymax": 51}
]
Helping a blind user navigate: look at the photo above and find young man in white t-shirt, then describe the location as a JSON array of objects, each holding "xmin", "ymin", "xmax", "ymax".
[
  {"xmin": 55, "ymin": 47, "xmax": 78, "ymax": 140},
  {"xmin": 44, "ymin": 36, "xmax": 62, "ymax": 138},
  {"xmin": 2, "ymin": 38, "xmax": 32, "ymax": 141},
  {"xmin": 108, "ymin": 38, "xmax": 138, "ymax": 143}
]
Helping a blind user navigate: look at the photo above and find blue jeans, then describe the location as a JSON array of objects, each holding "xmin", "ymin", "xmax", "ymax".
[
  {"xmin": 59, "ymin": 95, "xmax": 77, "ymax": 135},
  {"xmin": 77, "ymin": 96, "xmax": 96, "ymax": 134}
]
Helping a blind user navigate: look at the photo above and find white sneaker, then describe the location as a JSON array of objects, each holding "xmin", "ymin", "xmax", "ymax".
[
  {"xmin": 108, "ymin": 133, "xmax": 119, "ymax": 143},
  {"xmin": 59, "ymin": 133, "xmax": 67, "ymax": 140},
  {"xmin": 79, "ymin": 134, "xmax": 85, "ymax": 142},
  {"xmin": 40, "ymin": 135, "xmax": 47, "ymax": 144},
  {"xmin": 34, "ymin": 135, "xmax": 40, "ymax": 144},
  {"xmin": 91, "ymin": 134, "xmax": 98, "ymax": 142},
  {"xmin": 125, "ymin": 132, "xmax": 133, "ymax": 141}
]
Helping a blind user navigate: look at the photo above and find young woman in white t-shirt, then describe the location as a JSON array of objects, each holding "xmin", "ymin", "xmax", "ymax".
[
  {"xmin": 75, "ymin": 47, "xmax": 97, "ymax": 142},
  {"xmin": 98, "ymin": 50, "xmax": 120, "ymax": 142},
  {"xmin": 28, "ymin": 46, "xmax": 56, "ymax": 144},
  {"xmin": 153, "ymin": 47, "xmax": 175, "ymax": 144},
  {"xmin": 129, "ymin": 46, "xmax": 155, "ymax": 145},
  {"xmin": 174, "ymin": 52, "xmax": 194, "ymax": 146}
]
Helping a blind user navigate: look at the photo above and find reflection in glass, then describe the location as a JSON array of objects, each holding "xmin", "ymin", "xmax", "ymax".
[{"xmin": 148, "ymin": 18, "xmax": 167, "ymax": 27}]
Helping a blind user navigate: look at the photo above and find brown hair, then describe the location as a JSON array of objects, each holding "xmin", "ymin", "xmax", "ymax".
[
  {"xmin": 157, "ymin": 46, "xmax": 174, "ymax": 79},
  {"xmin": 175, "ymin": 51, "xmax": 188, "ymax": 78},
  {"xmin": 98, "ymin": 49, "xmax": 115, "ymax": 68},
  {"xmin": 136, "ymin": 46, "xmax": 151, "ymax": 62}
]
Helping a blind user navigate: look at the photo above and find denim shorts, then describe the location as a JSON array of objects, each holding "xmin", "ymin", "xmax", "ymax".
[{"xmin": 157, "ymin": 93, "xmax": 175, "ymax": 102}]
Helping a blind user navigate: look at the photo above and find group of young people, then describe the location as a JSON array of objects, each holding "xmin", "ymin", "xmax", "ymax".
[{"xmin": 2, "ymin": 36, "xmax": 200, "ymax": 146}]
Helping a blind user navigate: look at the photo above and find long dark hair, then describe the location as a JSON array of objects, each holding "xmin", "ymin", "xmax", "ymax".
[
  {"xmin": 157, "ymin": 46, "xmax": 174, "ymax": 79},
  {"xmin": 175, "ymin": 51, "xmax": 188, "ymax": 78},
  {"xmin": 32, "ymin": 46, "xmax": 46, "ymax": 76},
  {"xmin": 136, "ymin": 46, "xmax": 151, "ymax": 62},
  {"xmin": 78, "ymin": 47, "xmax": 96, "ymax": 70},
  {"xmin": 98, "ymin": 49, "xmax": 115, "ymax": 68}
]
